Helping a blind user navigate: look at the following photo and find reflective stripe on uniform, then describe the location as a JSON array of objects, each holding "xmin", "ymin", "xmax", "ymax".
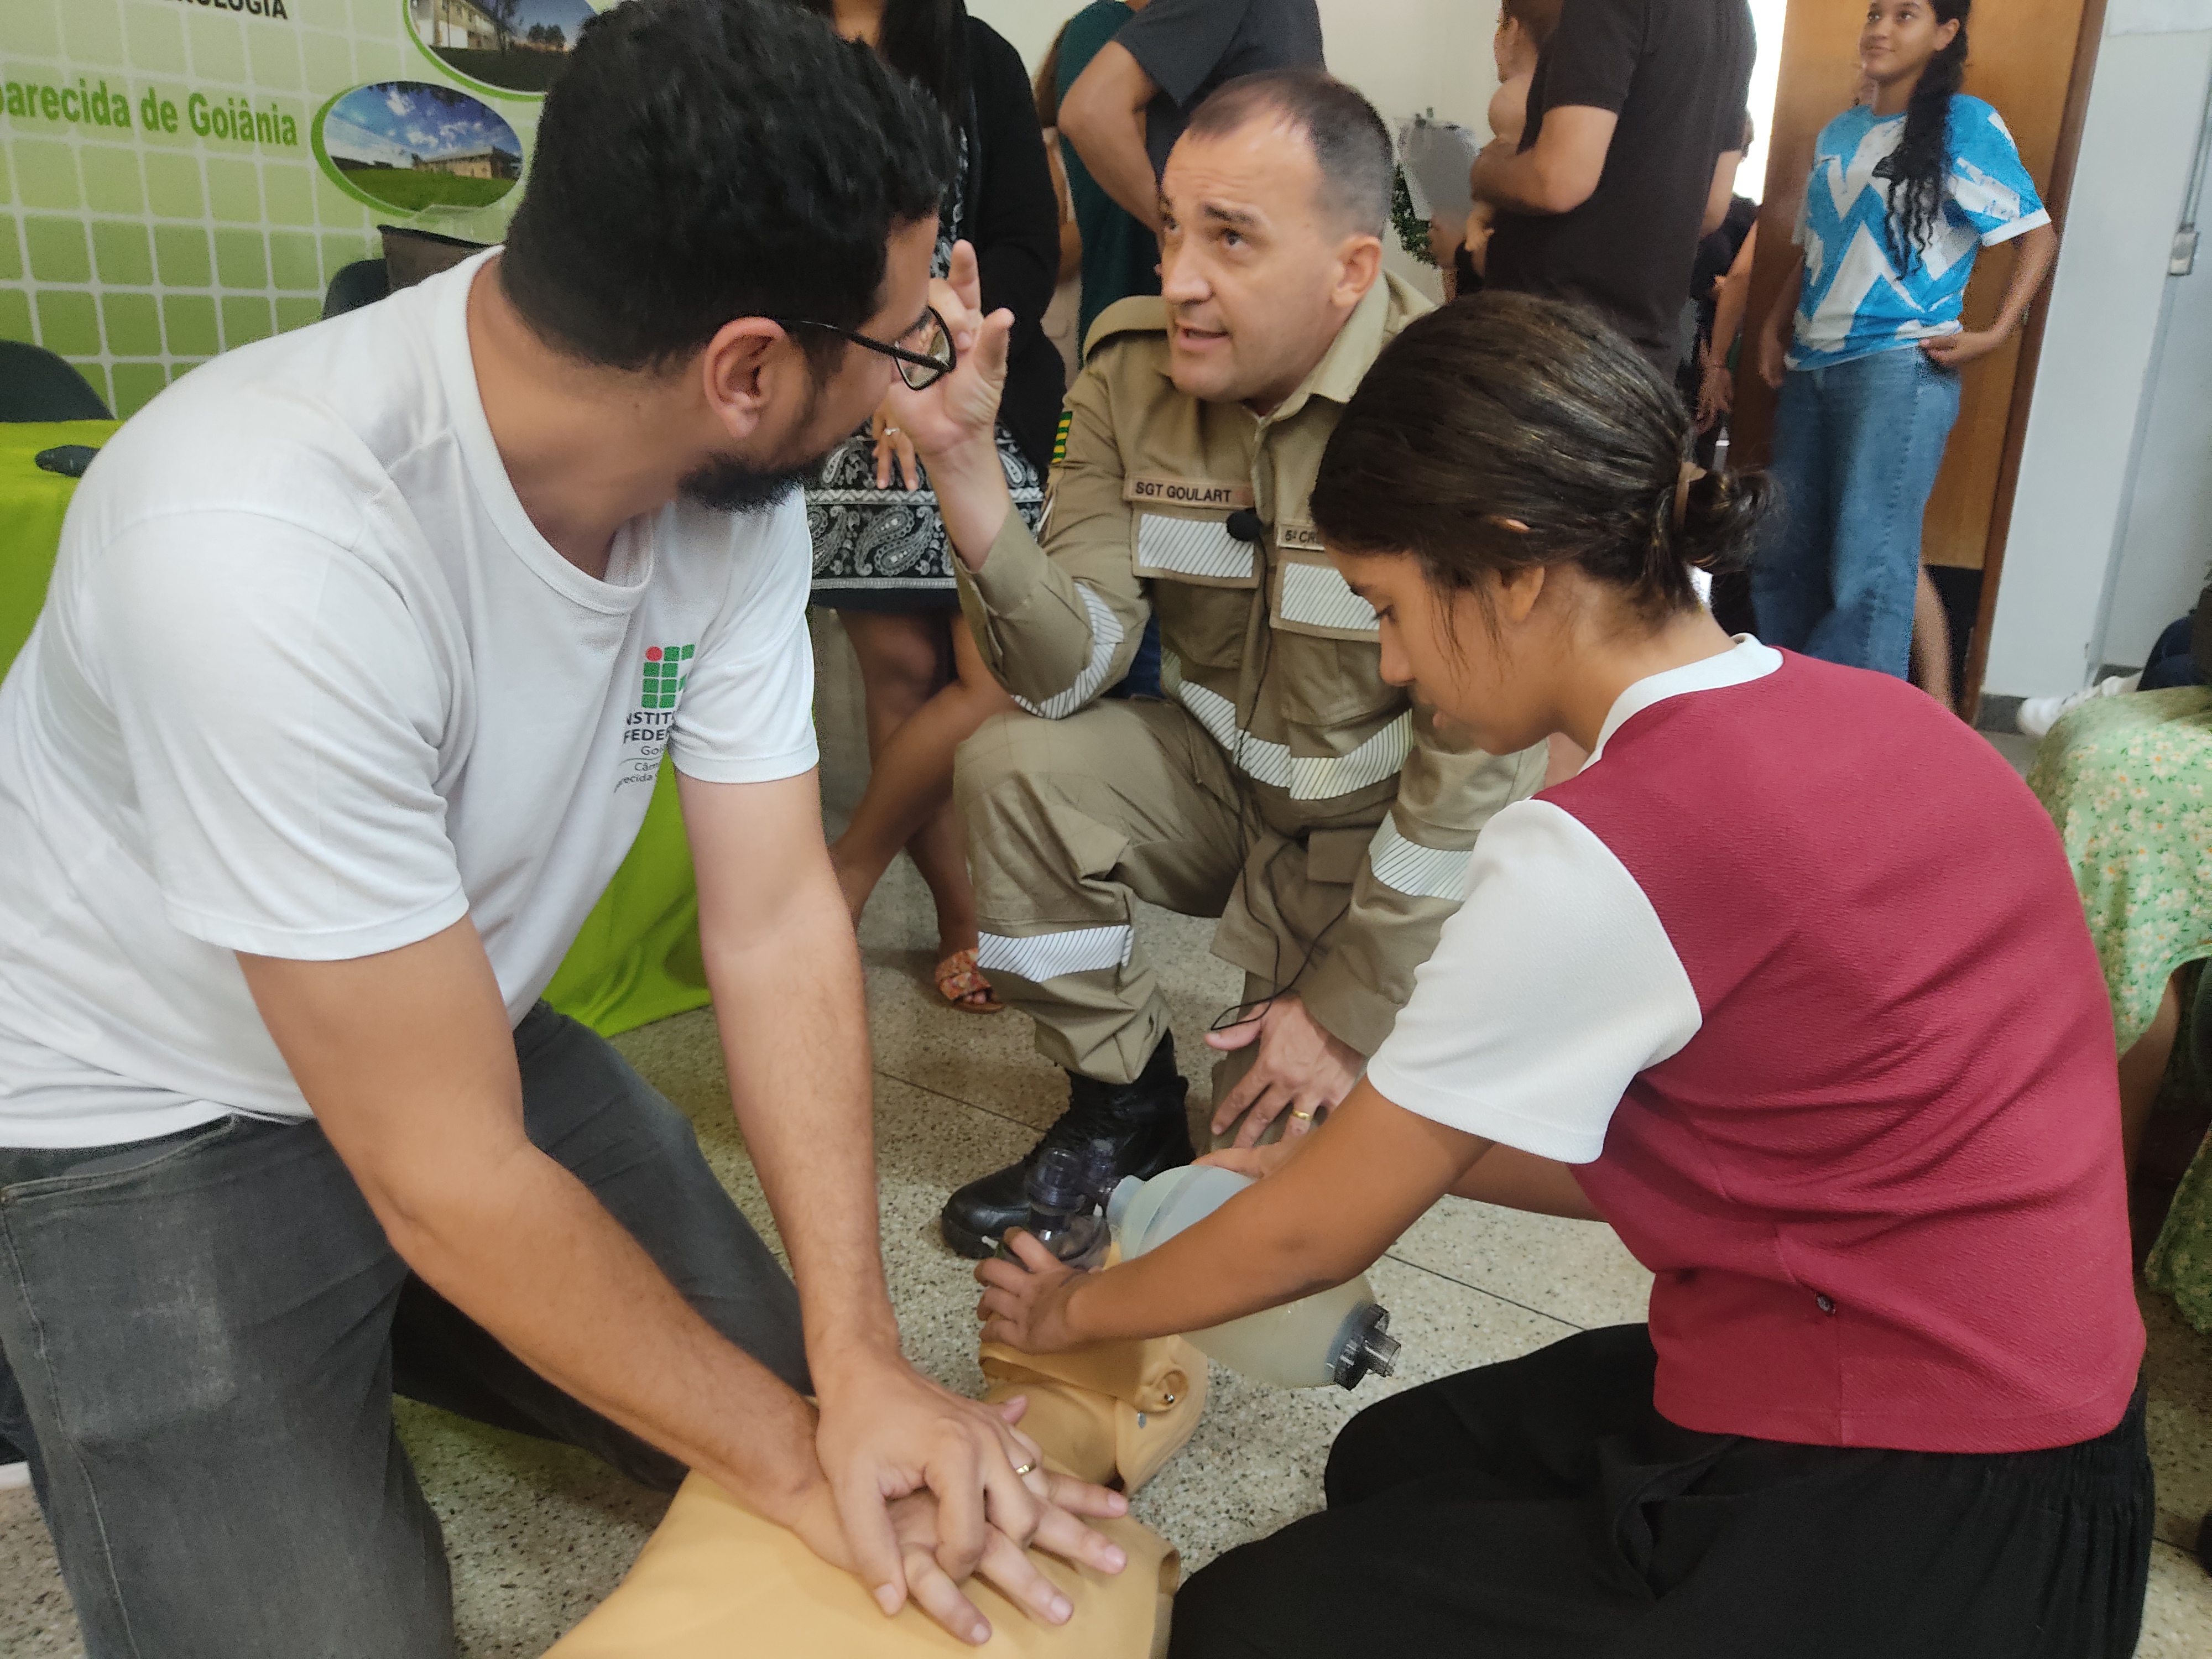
[
  {"xmin": 1288, "ymin": 714, "xmax": 1411, "ymax": 799},
  {"xmin": 976, "ymin": 924, "xmax": 1134, "ymax": 981},
  {"xmin": 1164, "ymin": 653, "xmax": 1412, "ymax": 802},
  {"xmin": 1135, "ymin": 514, "xmax": 1255, "ymax": 582},
  {"xmin": 1164, "ymin": 657, "xmax": 1244, "ymax": 751},
  {"xmin": 1278, "ymin": 561, "xmax": 1378, "ymax": 634},
  {"xmin": 1368, "ymin": 816, "xmax": 1474, "ymax": 900},
  {"xmin": 1013, "ymin": 584, "xmax": 1127, "ymax": 721}
]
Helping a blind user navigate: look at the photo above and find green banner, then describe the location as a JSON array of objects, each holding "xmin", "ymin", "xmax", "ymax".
[{"xmin": 3, "ymin": 1, "xmax": 601, "ymax": 416}]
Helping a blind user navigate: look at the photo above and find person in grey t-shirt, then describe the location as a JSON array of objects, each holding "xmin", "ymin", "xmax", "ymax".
[{"xmin": 1060, "ymin": 0, "xmax": 1323, "ymax": 236}]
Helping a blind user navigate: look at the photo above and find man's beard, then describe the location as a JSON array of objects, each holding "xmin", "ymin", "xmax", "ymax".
[
  {"xmin": 678, "ymin": 378, "xmax": 833, "ymax": 514},
  {"xmin": 676, "ymin": 452, "xmax": 818, "ymax": 514}
]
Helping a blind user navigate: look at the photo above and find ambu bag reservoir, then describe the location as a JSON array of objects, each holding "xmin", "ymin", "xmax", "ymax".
[{"xmin": 1107, "ymin": 1167, "xmax": 1400, "ymax": 1390}]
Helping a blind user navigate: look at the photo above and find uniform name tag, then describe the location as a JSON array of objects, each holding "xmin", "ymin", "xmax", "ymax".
[
  {"xmin": 1124, "ymin": 474, "xmax": 1255, "ymax": 510},
  {"xmin": 1277, "ymin": 521, "xmax": 1327, "ymax": 552}
]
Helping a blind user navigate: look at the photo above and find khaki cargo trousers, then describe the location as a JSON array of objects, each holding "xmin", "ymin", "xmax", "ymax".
[{"xmin": 958, "ymin": 697, "xmax": 1370, "ymax": 1093}]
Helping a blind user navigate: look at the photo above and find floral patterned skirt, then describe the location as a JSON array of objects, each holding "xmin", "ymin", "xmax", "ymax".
[
  {"xmin": 2028, "ymin": 685, "xmax": 2212, "ymax": 1331},
  {"xmin": 805, "ymin": 422, "xmax": 1045, "ymax": 613}
]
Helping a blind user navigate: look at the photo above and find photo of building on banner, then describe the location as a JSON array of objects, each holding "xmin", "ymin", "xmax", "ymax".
[
  {"xmin": 408, "ymin": 0, "xmax": 601, "ymax": 95},
  {"xmin": 314, "ymin": 80, "xmax": 522, "ymax": 213}
]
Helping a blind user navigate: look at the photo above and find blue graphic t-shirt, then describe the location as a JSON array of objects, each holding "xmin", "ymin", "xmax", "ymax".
[{"xmin": 1790, "ymin": 95, "xmax": 2048, "ymax": 369}]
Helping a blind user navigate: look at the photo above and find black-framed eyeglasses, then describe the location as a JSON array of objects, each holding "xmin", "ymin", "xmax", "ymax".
[{"xmin": 773, "ymin": 306, "xmax": 955, "ymax": 390}]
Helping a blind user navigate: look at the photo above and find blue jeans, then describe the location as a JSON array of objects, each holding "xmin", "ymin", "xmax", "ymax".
[
  {"xmin": 0, "ymin": 1004, "xmax": 808, "ymax": 1659},
  {"xmin": 1751, "ymin": 346, "xmax": 1962, "ymax": 678}
]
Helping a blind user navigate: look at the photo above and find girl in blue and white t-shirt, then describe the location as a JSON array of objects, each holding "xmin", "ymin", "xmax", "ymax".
[{"xmin": 1750, "ymin": 0, "xmax": 2057, "ymax": 679}]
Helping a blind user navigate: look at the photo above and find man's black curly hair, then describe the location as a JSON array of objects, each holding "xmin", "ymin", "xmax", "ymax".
[{"xmin": 499, "ymin": 0, "xmax": 953, "ymax": 372}]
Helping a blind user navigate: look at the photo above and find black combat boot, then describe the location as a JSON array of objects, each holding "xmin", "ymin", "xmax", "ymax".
[{"xmin": 938, "ymin": 1034, "xmax": 1194, "ymax": 1259}]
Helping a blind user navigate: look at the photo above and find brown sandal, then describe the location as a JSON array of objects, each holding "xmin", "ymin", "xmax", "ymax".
[{"xmin": 935, "ymin": 947, "xmax": 1004, "ymax": 1014}]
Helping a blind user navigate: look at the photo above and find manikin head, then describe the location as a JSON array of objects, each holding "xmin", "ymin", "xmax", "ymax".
[
  {"xmin": 495, "ymin": 0, "xmax": 953, "ymax": 511},
  {"xmin": 1155, "ymin": 71, "xmax": 1392, "ymax": 414}
]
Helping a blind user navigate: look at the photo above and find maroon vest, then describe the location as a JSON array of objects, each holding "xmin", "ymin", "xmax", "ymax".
[{"xmin": 1557, "ymin": 653, "xmax": 2141, "ymax": 1453}]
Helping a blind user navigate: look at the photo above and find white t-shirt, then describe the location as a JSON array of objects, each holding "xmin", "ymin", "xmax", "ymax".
[
  {"xmin": 0, "ymin": 252, "xmax": 819, "ymax": 1149},
  {"xmin": 1364, "ymin": 640, "xmax": 1782, "ymax": 1162}
]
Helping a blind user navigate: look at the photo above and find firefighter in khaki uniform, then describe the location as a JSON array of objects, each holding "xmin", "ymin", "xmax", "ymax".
[{"xmin": 889, "ymin": 71, "xmax": 1548, "ymax": 1256}]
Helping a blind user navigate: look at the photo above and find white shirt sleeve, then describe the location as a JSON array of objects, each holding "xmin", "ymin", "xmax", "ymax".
[
  {"xmin": 1364, "ymin": 799, "xmax": 1702, "ymax": 1164},
  {"xmin": 666, "ymin": 497, "xmax": 821, "ymax": 786},
  {"xmin": 86, "ymin": 512, "xmax": 469, "ymax": 960}
]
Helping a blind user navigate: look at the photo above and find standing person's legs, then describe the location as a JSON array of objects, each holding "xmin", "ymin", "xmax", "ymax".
[
  {"xmin": 390, "ymin": 1003, "xmax": 809, "ymax": 1491},
  {"xmin": 1911, "ymin": 565, "xmax": 1956, "ymax": 709},
  {"xmin": 0, "ymin": 1117, "xmax": 452, "ymax": 1659},
  {"xmin": 1749, "ymin": 367, "xmax": 1833, "ymax": 652},
  {"xmin": 1803, "ymin": 347, "xmax": 1963, "ymax": 677},
  {"xmin": 835, "ymin": 609, "xmax": 981, "ymax": 953},
  {"xmin": 831, "ymin": 615, "xmax": 1020, "ymax": 1008}
]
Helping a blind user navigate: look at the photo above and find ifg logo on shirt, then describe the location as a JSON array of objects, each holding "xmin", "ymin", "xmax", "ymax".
[
  {"xmin": 640, "ymin": 643, "xmax": 693, "ymax": 709},
  {"xmin": 621, "ymin": 643, "xmax": 695, "ymax": 785}
]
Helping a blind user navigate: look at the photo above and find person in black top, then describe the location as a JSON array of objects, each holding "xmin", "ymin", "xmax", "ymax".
[
  {"xmin": 801, "ymin": 0, "xmax": 1065, "ymax": 1013},
  {"xmin": 1471, "ymin": 0, "xmax": 1756, "ymax": 374},
  {"xmin": 1059, "ymin": 0, "xmax": 1324, "ymax": 241}
]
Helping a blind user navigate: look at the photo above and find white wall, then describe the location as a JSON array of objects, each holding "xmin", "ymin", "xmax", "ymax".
[
  {"xmin": 1981, "ymin": 10, "xmax": 2212, "ymax": 697},
  {"xmin": 1739, "ymin": 0, "xmax": 1787, "ymax": 199},
  {"xmin": 963, "ymin": 1, "xmax": 1058, "ymax": 70},
  {"xmin": 2097, "ymin": 201, "xmax": 2212, "ymax": 667},
  {"xmin": 968, "ymin": 0, "xmax": 1501, "ymax": 129}
]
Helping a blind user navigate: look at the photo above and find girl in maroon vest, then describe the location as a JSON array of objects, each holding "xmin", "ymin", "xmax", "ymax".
[{"xmin": 978, "ymin": 293, "xmax": 2151, "ymax": 1658}]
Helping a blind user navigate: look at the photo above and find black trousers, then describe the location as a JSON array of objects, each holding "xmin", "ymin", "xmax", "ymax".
[{"xmin": 1171, "ymin": 1325, "xmax": 2152, "ymax": 1659}]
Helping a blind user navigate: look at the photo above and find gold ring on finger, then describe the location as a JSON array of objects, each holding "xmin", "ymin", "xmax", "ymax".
[
  {"xmin": 1288, "ymin": 1107, "xmax": 1315, "ymax": 1121},
  {"xmin": 1012, "ymin": 1459, "xmax": 1038, "ymax": 1478}
]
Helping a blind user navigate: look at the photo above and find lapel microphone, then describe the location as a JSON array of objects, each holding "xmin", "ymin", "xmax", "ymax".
[{"xmin": 1226, "ymin": 508, "xmax": 1266, "ymax": 544}]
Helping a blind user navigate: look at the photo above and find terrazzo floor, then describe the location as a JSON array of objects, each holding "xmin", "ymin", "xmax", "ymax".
[{"xmin": 3, "ymin": 620, "xmax": 2209, "ymax": 1656}]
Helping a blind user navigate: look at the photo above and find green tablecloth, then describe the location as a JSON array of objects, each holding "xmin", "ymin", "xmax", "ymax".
[
  {"xmin": 2028, "ymin": 686, "xmax": 2212, "ymax": 1333},
  {"xmin": 0, "ymin": 421, "xmax": 117, "ymax": 668},
  {"xmin": 0, "ymin": 420, "xmax": 708, "ymax": 1039}
]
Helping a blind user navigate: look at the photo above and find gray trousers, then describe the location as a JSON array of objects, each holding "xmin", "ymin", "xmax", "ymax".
[{"xmin": 0, "ymin": 1003, "xmax": 807, "ymax": 1659}]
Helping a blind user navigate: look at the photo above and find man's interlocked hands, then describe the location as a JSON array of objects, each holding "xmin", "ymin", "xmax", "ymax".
[{"xmin": 799, "ymin": 1348, "xmax": 1130, "ymax": 1645}]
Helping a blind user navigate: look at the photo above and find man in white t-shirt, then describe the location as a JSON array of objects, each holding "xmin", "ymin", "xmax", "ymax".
[{"xmin": 0, "ymin": 2, "xmax": 1126, "ymax": 1651}]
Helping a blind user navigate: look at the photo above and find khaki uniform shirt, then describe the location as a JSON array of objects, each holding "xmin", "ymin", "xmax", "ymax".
[{"xmin": 958, "ymin": 274, "xmax": 1543, "ymax": 1055}]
